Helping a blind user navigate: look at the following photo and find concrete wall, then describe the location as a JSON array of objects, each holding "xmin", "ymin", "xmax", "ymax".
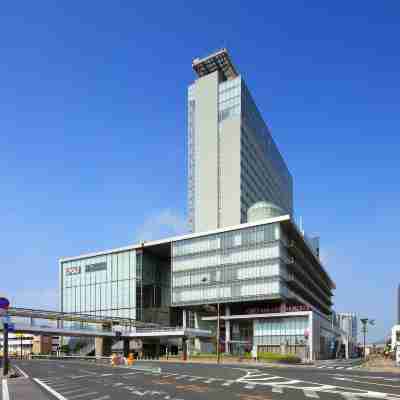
[
  {"xmin": 193, "ymin": 71, "xmax": 219, "ymax": 233},
  {"xmin": 219, "ymin": 115, "xmax": 241, "ymax": 227}
]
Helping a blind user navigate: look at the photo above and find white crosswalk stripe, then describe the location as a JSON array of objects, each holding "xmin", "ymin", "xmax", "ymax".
[{"xmin": 304, "ymin": 390, "xmax": 320, "ymax": 398}]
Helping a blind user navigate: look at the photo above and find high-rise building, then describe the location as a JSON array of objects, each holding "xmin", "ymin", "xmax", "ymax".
[{"xmin": 188, "ymin": 49, "xmax": 293, "ymax": 233}]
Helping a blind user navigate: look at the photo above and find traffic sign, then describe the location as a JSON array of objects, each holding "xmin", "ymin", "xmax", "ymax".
[
  {"xmin": 7, "ymin": 323, "xmax": 15, "ymax": 332},
  {"xmin": 2, "ymin": 315, "xmax": 11, "ymax": 325},
  {"xmin": 0, "ymin": 297, "xmax": 10, "ymax": 310}
]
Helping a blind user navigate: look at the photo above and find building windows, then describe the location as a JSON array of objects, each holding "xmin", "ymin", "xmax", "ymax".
[
  {"xmin": 172, "ymin": 223, "xmax": 286, "ymax": 305},
  {"xmin": 61, "ymin": 250, "xmax": 137, "ymax": 320}
]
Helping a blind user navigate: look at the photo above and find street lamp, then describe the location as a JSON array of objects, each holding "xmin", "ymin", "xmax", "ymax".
[{"xmin": 360, "ymin": 318, "xmax": 375, "ymax": 359}]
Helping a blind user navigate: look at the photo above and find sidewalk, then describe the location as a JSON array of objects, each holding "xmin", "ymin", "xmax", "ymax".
[
  {"xmin": 4, "ymin": 376, "xmax": 51, "ymax": 400},
  {"xmin": 360, "ymin": 355, "xmax": 400, "ymax": 373}
]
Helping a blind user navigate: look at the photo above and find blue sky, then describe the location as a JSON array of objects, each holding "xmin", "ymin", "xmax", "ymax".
[{"xmin": 1, "ymin": 2, "xmax": 399, "ymax": 342}]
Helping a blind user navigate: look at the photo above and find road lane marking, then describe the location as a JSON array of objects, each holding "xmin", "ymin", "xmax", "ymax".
[
  {"xmin": 272, "ymin": 387, "xmax": 283, "ymax": 393},
  {"xmin": 14, "ymin": 365, "xmax": 29, "ymax": 378},
  {"xmin": 304, "ymin": 390, "xmax": 319, "ymax": 398},
  {"xmin": 62, "ymin": 388, "xmax": 88, "ymax": 395},
  {"xmin": 33, "ymin": 379, "xmax": 68, "ymax": 400},
  {"xmin": 333, "ymin": 377, "xmax": 400, "ymax": 389},
  {"xmin": 100, "ymin": 373, "xmax": 113, "ymax": 377},
  {"xmin": 2, "ymin": 379, "xmax": 10, "ymax": 400},
  {"xmin": 221, "ymin": 380, "xmax": 235, "ymax": 386},
  {"xmin": 68, "ymin": 392, "xmax": 99, "ymax": 399}
]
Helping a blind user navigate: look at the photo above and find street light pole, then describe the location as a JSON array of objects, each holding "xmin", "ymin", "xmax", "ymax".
[
  {"xmin": 3, "ymin": 323, "xmax": 9, "ymax": 376},
  {"xmin": 217, "ymin": 303, "xmax": 220, "ymax": 364},
  {"xmin": 360, "ymin": 318, "xmax": 375, "ymax": 359}
]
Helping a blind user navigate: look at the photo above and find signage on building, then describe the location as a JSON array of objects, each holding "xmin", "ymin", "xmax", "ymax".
[
  {"xmin": 85, "ymin": 262, "xmax": 107, "ymax": 273},
  {"xmin": 245, "ymin": 304, "xmax": 311, "ymax": 315},
  {"xmin": 65, "ymin": 266, "xmax": 81, "ymax": 275}
]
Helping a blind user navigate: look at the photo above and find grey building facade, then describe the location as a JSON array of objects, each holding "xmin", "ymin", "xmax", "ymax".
[
  {"xmin": 60, "ymin": 213, "xmax": 343, "ymax": 360},
  {"xmin": 188, "ymin": 49, "xmax": 293, "ymax": 233}
]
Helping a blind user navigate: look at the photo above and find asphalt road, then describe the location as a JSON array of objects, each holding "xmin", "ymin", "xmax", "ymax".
[{"xmin": 11, "ymin": 359, "xmax": 400, "ymax": 400}]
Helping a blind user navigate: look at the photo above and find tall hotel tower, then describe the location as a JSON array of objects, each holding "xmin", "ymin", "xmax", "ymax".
[{"xmin": 188, "ymin": 49, "xmax": 293, "ymax": 233}]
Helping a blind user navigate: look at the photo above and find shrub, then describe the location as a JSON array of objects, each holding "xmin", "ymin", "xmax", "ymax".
[{"xmin": 257, "ymin": 352, "xmax": 301, "ymax": 364}]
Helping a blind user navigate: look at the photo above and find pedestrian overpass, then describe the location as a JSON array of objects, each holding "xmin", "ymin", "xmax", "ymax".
[{"xmin": 1, "ymin": 307, "xmax": 212, "ymax": 356}]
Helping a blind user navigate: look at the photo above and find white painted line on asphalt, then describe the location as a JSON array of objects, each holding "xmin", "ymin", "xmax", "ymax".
[
  {"xmin": 62, "ymin": 388, "xmax": 88, "ymax": 395},
  {"xmin": 244, "ymin": 384, "xmax": 255, "ymax": 389},
  {"xmin": 204, "ymin": 378, "xmax": 217, "ymax": 383},
  {"xmin": 221, "ymin": 380, "xmax": 235, "ymax": 386},
  {"xmin": 336, "ymin": 367, "xmax": 344, "ymax": 370},
  {"xmin": 243, "ymin": 376, "xmax": 284, "ymax": 382},
  {"xmin": 175, "ymin": 375, "xmax": 188, "ymax": 379},
  {"xmin": 68, "ymin": 392, "xmax": 99, "ymax": 399},
  {"xmin": 71, "ymin": 374, "xmax": 97, "ymax": 379},
  {"xmin": 2, "ymin": 379, "xmax": 10, "ymax": 400},
  {"xmin": 14, "ymin": 365, "xmax": 29, "ymax": 378},
  {"xmin": 34, "ymin": 378, "xmax": 68, "ymax": 400},
  {"xmin": 272, "ymin": 387, "xmax": 284, "ymax": 393},
  {"xmin": 100, "ymin": 373, "xmax": 113, "ymax": 377},
  {"xmin": 271, "ymin": 380, "xmax": 301, "ymax": 386},
  {"xmin": 304, "ymin": 390, "xmax": 320, "ymax": 398}
]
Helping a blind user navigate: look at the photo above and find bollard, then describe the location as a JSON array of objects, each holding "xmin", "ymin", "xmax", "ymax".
[
  {"xmin": 127, "ymin": 353, "xmax": 135, "ymax": 366},
  {"xmin": 111, "ymin": 353, "xmax": 118, "ymax": 367}
]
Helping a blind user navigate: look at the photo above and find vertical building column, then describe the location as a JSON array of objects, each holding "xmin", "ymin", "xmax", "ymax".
[
  {"xmin": 95, "ymin": 337, "xmax": 112, "ymax": 357},
  {"xmin": 309, "ymin": 312, "xmax": 314, "ymax": 361},
  {"xmin": 182, "ymin": 310, "xmax": 187, "ymax": 329},
  {"xmin": 225, "ymin": 306, "xmax": 231, "ymax": 354}
]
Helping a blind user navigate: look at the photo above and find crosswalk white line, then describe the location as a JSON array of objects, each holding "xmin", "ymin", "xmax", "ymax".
[
  {"xmin": 271, "ymin": 380, "xmax": 301, "ymax": 386},
  {"xmin": 68, "ymin": 392, "xmax": 99, "ymax": 399},
  {"xmin": 304, "ymin": 390, "xmax": 320, "ymax": 398},
  {"xmin": 221, "ymin": 380, "xmax": 235, "ymax": 386},
  {"xmin": 62, "ymin": 388, "xmax": 88, "ymax": 395}
]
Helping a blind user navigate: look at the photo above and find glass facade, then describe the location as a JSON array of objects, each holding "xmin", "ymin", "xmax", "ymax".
[
  {"xmin": 172, "ymin": 223, "xmax": 289, "ymax": 306},
  {"xmin": 61, "ymin": 250, "xmax": 137, "ymax": 320},
  {"xmin": 254, "ymin": 316, "xmax": 308, "ymax": 347},
  {"xmin": 218, "ymin": 77, "xmax": 241, "ymax": 121},
  {"xmin": 240, "ymin": 80, "xmax": 293, "ymax": 221}
]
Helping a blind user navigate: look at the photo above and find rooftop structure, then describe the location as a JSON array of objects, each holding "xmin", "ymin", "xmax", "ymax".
[{"xmin": 192, "ymin": 48, "xmax": 238, "ymax": 80}]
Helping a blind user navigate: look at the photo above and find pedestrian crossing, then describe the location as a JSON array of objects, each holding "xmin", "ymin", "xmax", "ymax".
[
  {"xmin": 316, "ymin": 365, "xmax": 357, "ymax": 370},
  {"xmin": 24, "ymin": 365, "xmax": 398, "ymax": 400}
]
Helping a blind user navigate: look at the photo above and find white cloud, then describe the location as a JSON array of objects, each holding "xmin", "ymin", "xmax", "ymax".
[{"xmin": 134, "ymin": 209, "xmax": 188, "ymax": 242}]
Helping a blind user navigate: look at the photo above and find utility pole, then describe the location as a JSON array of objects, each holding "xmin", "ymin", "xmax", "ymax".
[
  {"xmin": 360, "ymin": 318, "xmax": 375, "ymax": 359},
  {"xmin": 3, "ymin": 323, "xmax": 9, "ymax": 376}
]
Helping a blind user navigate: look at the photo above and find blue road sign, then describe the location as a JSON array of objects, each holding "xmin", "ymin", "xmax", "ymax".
[
  {"xmin": 7, "ymin": 323, "xmax": 15, "ymax": 332},
  {"xmin": 0, "ymin": 297, "xmax": 10, "ymax": 310}
]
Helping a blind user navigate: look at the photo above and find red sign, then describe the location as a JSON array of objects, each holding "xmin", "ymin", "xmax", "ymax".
[{"xmin": 65, "ymin": 266, "xmax": 81, "ymax": 275}]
